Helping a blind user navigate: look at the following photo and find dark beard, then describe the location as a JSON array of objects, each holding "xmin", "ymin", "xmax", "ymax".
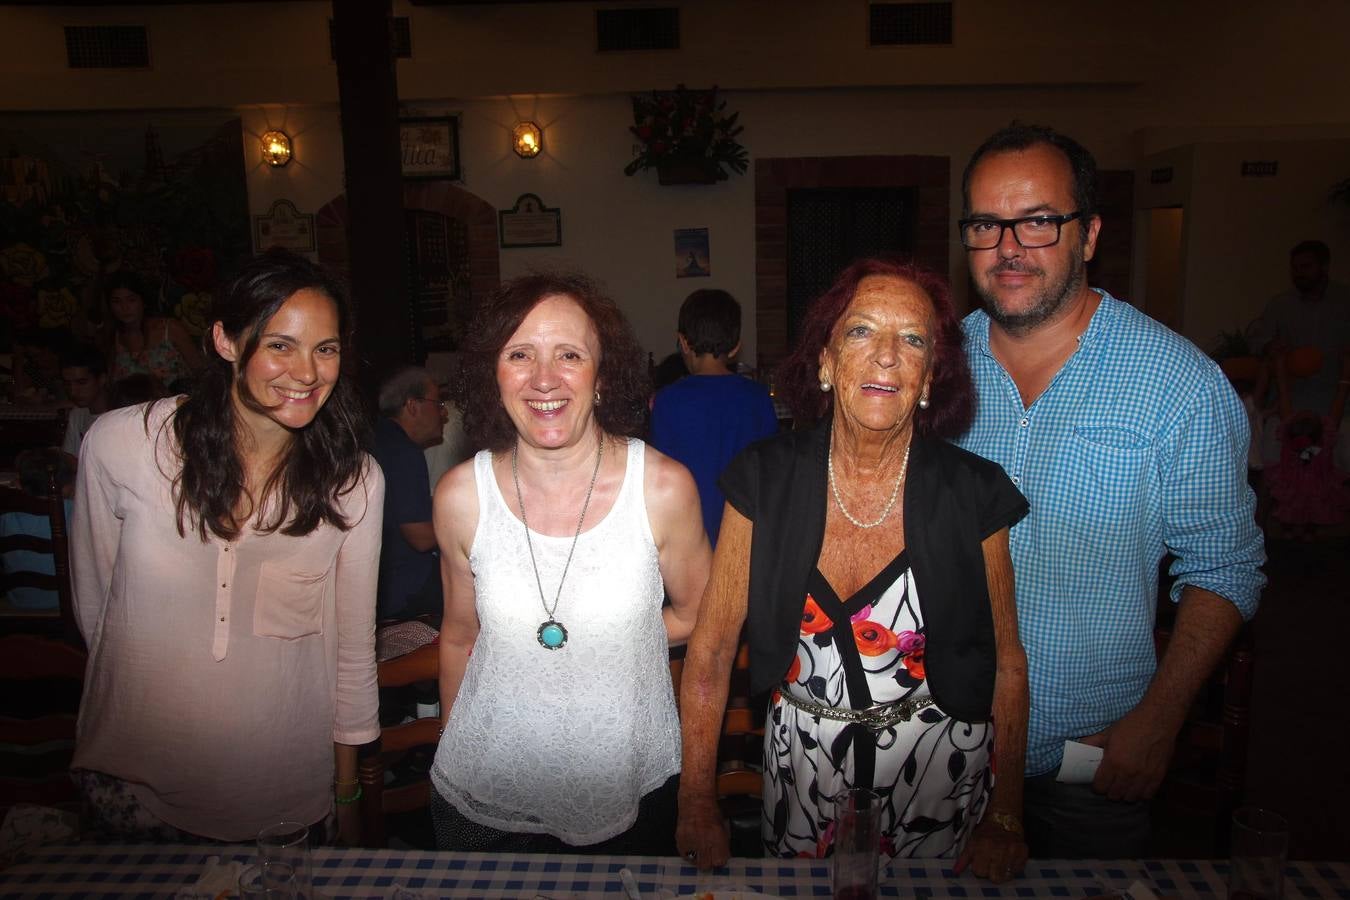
[{"xmin": 980, "ymin": 246, "xmax": 1088, "ymax": 336}]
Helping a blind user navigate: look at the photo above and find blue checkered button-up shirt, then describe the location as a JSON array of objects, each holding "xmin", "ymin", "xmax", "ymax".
[{"xmin": 958, "ymin": 292, "xmax": 1265, "ymax": 776}]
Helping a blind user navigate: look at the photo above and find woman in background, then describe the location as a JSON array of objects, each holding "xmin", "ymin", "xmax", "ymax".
[{"xmin": 102, "ymin": 271, "xmax": 203, "ymax": 393}]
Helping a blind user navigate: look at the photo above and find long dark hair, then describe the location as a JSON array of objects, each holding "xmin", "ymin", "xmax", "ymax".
[
  {"xmin": 459, "ymin": 271, "xmax": 649, "ymax": 452},
  {"xmin": 170, "ymin": 249, "xmax": 368, "ymax": 540},
  {"xmin": 777, "ymin": 257, "xmax": 973, "ymax": 439},
  {"xmin": 100, "ymin": 270, "xmax": 152, "ymax": 353}
]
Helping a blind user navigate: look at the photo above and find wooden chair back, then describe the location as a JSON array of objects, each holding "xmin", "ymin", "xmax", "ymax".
[
  {"xmin": 717, "ymin": 639, "xmax": 766, "ymax": 856},
  {"xmin": 0, "ymin": 634, "xmax": 87, "ymax": 814},
  {"xmin": 358, "ymin": 642, "xmax": 440, "ymax": 847},
  {"xmin": 0, "ymin": 478, "xmax": 78, "ymax": 645},
  {"xmin": 1153, "ymin": 619, "xmax": 1256, "ymax": 855}
]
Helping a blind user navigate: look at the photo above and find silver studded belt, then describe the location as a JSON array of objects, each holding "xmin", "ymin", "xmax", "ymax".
[{"xmin": 777, "ymin": 687, "xmax": 936, "ymax": 729}]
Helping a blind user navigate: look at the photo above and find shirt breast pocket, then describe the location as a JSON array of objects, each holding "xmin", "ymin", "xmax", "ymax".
[
  {"xmin": 253, "ymin": 562, "xmax": 328, "ymax": 640},
  {"xmin": 1065, "ymin": 425, "xmax": 1155, "ymax": 524}
]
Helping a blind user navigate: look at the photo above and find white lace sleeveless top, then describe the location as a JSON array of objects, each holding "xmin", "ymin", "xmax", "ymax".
[{"xmin": 430, "ymin": 438, "xmax": 680, "ymax": 844}]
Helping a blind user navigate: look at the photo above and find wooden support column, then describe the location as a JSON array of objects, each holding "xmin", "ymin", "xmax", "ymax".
[{"xmin": 331, "ymin": 0, "xmax": 411, "ymax": 395}]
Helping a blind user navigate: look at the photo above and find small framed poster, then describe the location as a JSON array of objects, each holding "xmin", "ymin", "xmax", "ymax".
[
  {"xmin": 252, "ymin": 199, "xmax": 316, "ymax": 253},
  {"xmin": 400, "ymin": 116, "xmax": 461, "ymax": 180},
  {"xmin": 675, "ymin": 227, "xmax": 710, "ymax": 278},
  {"xmin": 499, "ymin": 193, "xmax": 562, "ymax": 248}
]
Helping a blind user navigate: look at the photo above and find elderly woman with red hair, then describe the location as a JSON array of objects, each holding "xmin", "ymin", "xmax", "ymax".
[{"xmin": 676, "ymin": 258, "xmax": 1031, "ymax": 881}]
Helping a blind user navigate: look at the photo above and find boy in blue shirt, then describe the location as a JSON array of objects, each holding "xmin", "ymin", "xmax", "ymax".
[{"xmin": 650, "ymin": 290, "xmax": 778, "ymax": 544}]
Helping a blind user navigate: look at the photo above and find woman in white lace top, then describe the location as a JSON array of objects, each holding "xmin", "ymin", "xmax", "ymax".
[{"xmin": 428, "ymin": 272, "xmax": 710, "ymax": 853}]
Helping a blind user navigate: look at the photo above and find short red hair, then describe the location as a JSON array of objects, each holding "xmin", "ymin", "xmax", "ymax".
[{"xmin": 776, "ymin": 257, "xmax": 973, "ymax": 439}]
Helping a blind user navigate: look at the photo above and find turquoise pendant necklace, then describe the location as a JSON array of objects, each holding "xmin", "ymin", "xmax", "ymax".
[{"xmin": 513, "ymin": 432, "xmax": 604, "ymax": 651}]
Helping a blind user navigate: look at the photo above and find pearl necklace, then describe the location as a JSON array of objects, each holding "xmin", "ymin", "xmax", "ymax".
[{"xmin": 827, "ymin": 440, "xmax": 911, "ymax": 529}]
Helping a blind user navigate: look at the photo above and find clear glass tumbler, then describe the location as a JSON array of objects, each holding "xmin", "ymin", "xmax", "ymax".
[
  {"xmin": 831, "ymin": 788, "xmax": 883, "ymax": 900},
  {"xmin": 1228, "ymin": 806, "xmax": 1288, "ymax": 900},
  {"xmin": 257, "ymin": 821, "xmax": 312, "ymax": 898}
]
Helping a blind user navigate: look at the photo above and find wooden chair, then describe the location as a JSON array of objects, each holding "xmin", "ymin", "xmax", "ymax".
[
  {"xmin": 717, "ymin": 640, "xmax": 766, "ymax": 857},
  {"xmin": 1152, "ymin": 621, "xmax": 1256, "ymax": 856},
  {"xmin": 0, "ymin": 633, "xmax": 87, "ymax": 816},
  {"xmin": 358, "ymin": 642, "xmax": 440, "ymax": 847},
  {"xmin": 0, "ymin": 478, "xmax": 79, "ymax": 646}
]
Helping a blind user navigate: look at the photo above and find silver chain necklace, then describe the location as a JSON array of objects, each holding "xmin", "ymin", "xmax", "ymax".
[
  {"xmin": 512, "ymin": 432, "xmax": 604, "ymax": 650},
  {"xmin": 827, "ymin": 440, "xmax": 910, "ymax": 529}
]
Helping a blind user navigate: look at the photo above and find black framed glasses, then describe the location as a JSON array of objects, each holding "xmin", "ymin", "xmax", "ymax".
[
  {"xmin": 412, "ymin": 397, "xmax": 447, "ymax": 410},
  {"xmin": 957, "ymin": 212, "xmax": 1084, "ymax": 250}
]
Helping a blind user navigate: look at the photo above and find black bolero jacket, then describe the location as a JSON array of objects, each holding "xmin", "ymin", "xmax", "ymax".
[{"xmin": 719, "ymin": 419, "xmax": 1027, "ymax": 723}]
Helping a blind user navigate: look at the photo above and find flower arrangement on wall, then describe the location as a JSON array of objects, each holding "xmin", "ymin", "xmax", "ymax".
[{"xmin": 623, "ymin": 85, "xmax": 747, "ymax": 185}]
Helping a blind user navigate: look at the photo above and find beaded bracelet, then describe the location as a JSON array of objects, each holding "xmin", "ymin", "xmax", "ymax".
[{"xmin": 335, "ymin": 784, "xmax": 363, "ymax": 805}]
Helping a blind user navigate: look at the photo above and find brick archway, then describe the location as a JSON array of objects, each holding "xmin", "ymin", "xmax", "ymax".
[
  {"xmin": 754, "ymin": 155, "xmax": 950, "ymax": 366},
  {"xmin": 315, "ymin": 182, "xmax": 501, "ymax": 349}
]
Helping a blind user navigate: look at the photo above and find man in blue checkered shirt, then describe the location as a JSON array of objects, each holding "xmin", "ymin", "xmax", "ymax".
[{"xmin": 955, "ymin": 124, "xmax": 1265, "ymax": 858}]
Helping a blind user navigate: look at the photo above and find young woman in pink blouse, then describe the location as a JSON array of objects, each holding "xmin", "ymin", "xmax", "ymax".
[{"xmin": 69, "ymin": 249, "xmax": 384, "ymax": 843}]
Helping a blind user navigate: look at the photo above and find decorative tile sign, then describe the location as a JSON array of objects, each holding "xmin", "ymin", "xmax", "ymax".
[
  {"xmin": 401, "ymin": 116, "xmax": 461, "ymax": 180},
  {"xmin": 252, "ymin": 199, "xmax": 315, "ymax": 253},
  {"xmin": 498, "ymin": 193, "xmax": 561, "ymax": 248}
]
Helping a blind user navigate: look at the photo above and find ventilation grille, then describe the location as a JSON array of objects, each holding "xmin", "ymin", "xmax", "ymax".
[
  {"xmin": 328, "ymin": 16, "xmax": 413, "ymax": 60},
  {"xmin": 869, "ymin": 2, "xmax": 953, "ymax": 46},
  {"xmin": 65, "ymin": 25, "xmax": 149, "ymax": 69},
  {"xmin": 596, "ymin": 7, "xmax": 679, "ymax": 52}
]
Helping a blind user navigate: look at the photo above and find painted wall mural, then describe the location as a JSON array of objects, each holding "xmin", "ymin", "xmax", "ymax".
[{"xmin": 0, "ymin": 112, "xmax": 250, "ymax": 353}]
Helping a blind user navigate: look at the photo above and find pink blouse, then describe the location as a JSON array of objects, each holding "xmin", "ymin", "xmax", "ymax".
[{"xmin": 70, "ymin": 399, "xmax": 384, "ymax": 840}]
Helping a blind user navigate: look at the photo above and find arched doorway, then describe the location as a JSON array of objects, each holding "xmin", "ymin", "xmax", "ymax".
[{"xmin": 315, "ymin": 182, "xmax": 500, "ymax": 356}]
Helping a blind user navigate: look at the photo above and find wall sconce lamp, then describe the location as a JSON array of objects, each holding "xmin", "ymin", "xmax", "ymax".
[
  {"xmin": 260, "ymin": 130, "xmax": 293, "ymax": 167},
  {"xmin": 512, "ymin": 121, "xmax": 542, "ymax": 159}
]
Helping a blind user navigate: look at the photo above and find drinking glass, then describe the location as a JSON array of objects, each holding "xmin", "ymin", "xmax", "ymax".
[
  {"xmin": 1228, "ymin": 806, "xmax": 1288, "ymax": 900},
  {"xmin": 831, "ymin": 788, "xmax": 882, "ymax": 900},
  {"xmin": 238, "ymin": 862, "xmax": 297, "ymax": 900},
  {"xmin": 257, "ymin": 821, "xmax": 312, "ymax": 898}
]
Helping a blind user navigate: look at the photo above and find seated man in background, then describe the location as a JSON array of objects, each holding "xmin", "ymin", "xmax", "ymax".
[
  {"xmin": 649, "ymin": 289, "xmax": 778, "ymax": 544},
  {"xmin": 373, "ymin": 366, "xmax": 448, "ymax": 623},
  {"xmin": 60, "ymin": 344, "xmax": 110, "ymax": 460}
]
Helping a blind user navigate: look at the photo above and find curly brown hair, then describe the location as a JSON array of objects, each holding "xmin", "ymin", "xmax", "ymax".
[
  {"xmin": 458, "ymin": 272, "xmax": 650, "ymax": 452},
  {"xmin": 776, "ymin": 257, "xmax": 973, "ymax": 439}
]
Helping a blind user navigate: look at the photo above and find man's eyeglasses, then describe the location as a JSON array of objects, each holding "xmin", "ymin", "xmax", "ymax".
[
  {"xmin": 957, "ymin": 212, "xmax": 1084, "ymax": 250},
  {"xmin": 412, "ymin": 397, "xmax": 447, "ymax": 410}
]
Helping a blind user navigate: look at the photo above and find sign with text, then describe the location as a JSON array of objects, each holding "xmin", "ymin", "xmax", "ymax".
[
  {"xmin": 400, "ymin": 116, "xmax": 460, "ymax": 180},
  {"xmin": 252, "ymin": 199, "xmax": 315, "ymax": 253},
  {"xmin": 498, "ymin": 193, "xmax": 562, "ymax": 248}
]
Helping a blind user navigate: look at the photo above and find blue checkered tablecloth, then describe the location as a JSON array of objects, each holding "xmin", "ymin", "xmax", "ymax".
[{"xmin": 0, "ymin": 845, "xmax": 1347, "ymax": 899}]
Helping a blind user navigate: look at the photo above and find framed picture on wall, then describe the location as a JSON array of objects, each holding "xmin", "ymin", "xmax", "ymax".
[
  {"xmin": 675, "ymin": 227, "xmax": 711, "ymax": 278},
  {"xmin": 400, "ymin": 116, "xmax": 460, "ymax": 180}
]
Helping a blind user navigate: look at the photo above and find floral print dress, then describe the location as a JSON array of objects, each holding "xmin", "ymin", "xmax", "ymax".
[{"xmin": 763, "ymin": 549, "xmax": 993, "ymax": 859}]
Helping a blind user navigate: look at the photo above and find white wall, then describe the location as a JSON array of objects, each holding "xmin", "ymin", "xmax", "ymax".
[
  {"xmin": 1181, "ymin": 139, "xmax": 1350, "ymax": 346},
  {"xmin": 4, "ymin": 1, "xmax": 1350, "ymax": 359}
]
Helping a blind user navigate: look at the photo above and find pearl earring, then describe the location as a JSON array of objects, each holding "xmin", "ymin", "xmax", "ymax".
[
  {"xmin": 594, "ymin": 390, "xmax": 601, "ymax": 405},
  {"xmin": 820, "ymin": 381, "xmax": 832, "ymax": 392},
  {"xmin": 919, "ymin": 394, "xmax": 930, "ymax": 409}
]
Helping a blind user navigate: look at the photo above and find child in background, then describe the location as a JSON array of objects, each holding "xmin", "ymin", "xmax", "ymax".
[
  {"xmin": 1265, "ymin": 351, "xmax": 1350, "ymax": 538},
  {"xmin": 649, "ymin": 289, "xmax": 778, "ymax": 544},
  {"xmin": 60, "ymin": 344, "xmax": 111, "ymax": 460}
]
